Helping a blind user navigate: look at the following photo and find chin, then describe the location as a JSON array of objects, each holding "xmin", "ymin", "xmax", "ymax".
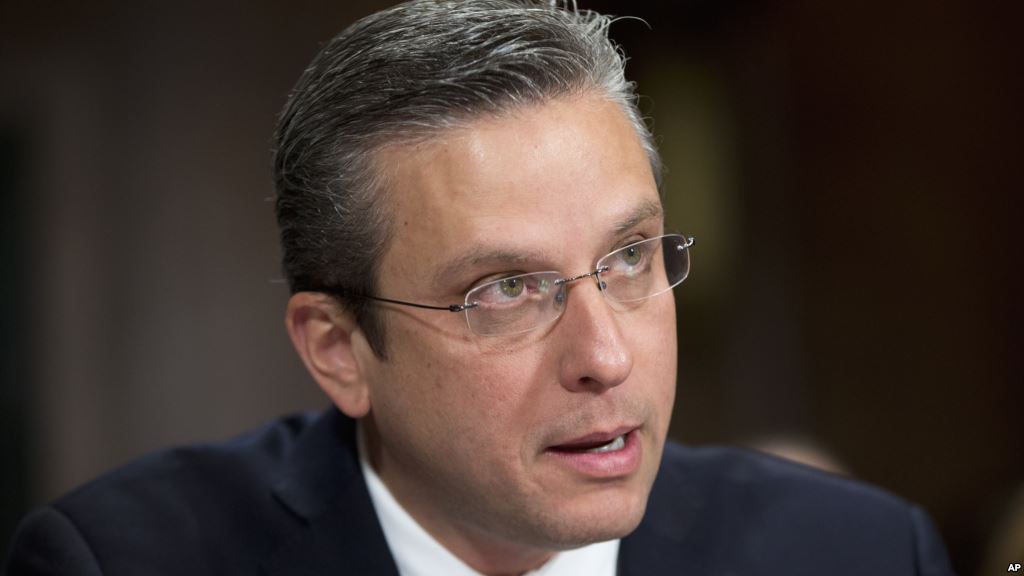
[{"xmin": 531, "ymin": 484, "xmax": 650, "ymax": 550}]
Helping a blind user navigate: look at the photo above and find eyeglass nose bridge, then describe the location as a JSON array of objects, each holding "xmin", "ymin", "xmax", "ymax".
[{"xmin": 553, "ymin": 265, "xmax": 611, "ymax": 289}]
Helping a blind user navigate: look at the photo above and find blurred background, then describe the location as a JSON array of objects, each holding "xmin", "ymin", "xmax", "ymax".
[{"xmin": 1, "ymin": 1, "xmax": 1020, "ymax": 573}]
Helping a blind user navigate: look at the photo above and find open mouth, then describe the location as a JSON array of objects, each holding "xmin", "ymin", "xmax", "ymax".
[
  {"xmin": 548, "ymin": 427, "xmax": 636, "ymax": 454},
  {"xmin": 544, "ymin": 428, "xmax": 641, "ymax": 477},
  {"xmin": 551, "ymin": 434, "xmax": 627, "ymax": 454}
]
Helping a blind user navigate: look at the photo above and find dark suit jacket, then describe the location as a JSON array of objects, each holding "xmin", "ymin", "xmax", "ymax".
[{"xmin": 5, "ymin": 408, "xmax": 955, "ymax": 575}]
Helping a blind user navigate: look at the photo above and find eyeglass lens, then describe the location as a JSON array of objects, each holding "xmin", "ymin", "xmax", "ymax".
[{"xmin": 464, "ymin": 234, "xmax": 691, "ymax": 335}]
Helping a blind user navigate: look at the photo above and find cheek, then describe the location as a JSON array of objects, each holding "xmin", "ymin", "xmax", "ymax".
[
  {"xmin": 633, "ymin": 297, "xmax": 678, "ymax": 405},
  {"xmin": 374, "ymin": 326, "xmax": 547, "ymax": 448},
  {"xmin": 453, "ymin": 350, "xmax": 552, "ymax": 461}
]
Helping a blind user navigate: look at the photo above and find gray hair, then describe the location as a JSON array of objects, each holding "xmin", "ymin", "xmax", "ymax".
[{"xmin": 273, "ymin": 0, "xmax": 661, "ymax": 358}]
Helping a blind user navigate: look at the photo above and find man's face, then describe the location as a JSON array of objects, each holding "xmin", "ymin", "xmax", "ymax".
[{"xmin": 360, "ymin": 94, "xmax": 677, "ymax": 553}]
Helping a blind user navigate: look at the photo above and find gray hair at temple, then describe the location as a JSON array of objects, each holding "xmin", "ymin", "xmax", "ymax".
[{"xmin": 273, "ymin": 0, "xmax": 662, "ymax": 358}]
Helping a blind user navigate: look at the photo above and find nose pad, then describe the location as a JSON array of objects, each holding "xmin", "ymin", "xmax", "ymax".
[
  {"xmin": 554, "ymin": 275, "xmax": 605, "ymax": 308},
  {"xmin": 554, "ymin": 285, "xmax": 566, "ymax": 307}
]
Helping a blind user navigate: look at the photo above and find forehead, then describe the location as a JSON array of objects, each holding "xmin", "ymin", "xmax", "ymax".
[{"xmin": 374, "ymin": 95, "xmax": 661, "ymax": 295}]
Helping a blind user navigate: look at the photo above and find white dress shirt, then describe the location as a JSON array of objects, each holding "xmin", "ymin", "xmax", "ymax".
[{"xmin": 358, "ymin": 424, "xmax": 620, "ymax": 576}]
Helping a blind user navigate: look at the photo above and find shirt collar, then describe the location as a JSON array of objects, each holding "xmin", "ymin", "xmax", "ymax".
[{"xmin": 357, "ymin": 422, "xmax": 620, "ymax": 576}]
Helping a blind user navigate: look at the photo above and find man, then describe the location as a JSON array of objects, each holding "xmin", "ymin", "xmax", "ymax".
[{"xmin": 5, "ymin": 1, "xmax": 955, "ymax": 574}]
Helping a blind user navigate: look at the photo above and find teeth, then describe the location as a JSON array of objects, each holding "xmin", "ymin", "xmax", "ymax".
[{"xmin": 584, "ymin": 434, "xmax": 626, "ymax": 453}]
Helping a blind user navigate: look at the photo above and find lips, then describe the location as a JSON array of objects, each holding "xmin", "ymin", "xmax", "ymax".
[
  {"xmin": 548, "ymin": 426, "xmax": 637, "ymax": 452},
  {"xmin": 544, "ymin": 426, "xmax": 642, "ymax": 478}
]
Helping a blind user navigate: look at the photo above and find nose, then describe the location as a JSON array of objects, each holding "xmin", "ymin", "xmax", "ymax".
[{"xmin": 555, "ymin": 278, "xmax": 633, "ymax": 393}]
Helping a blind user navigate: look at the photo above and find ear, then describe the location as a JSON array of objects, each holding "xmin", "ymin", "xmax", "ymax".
[{"xmin": 285, "ymin": 292, "xmax": 373, "ymax": 418}]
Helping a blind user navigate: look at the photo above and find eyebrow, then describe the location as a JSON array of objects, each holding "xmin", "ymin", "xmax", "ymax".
[
  {"xmin": 431, "ymin": 198, "xmax": 664, "ymax": 290},
  {"xmin": 431, "ymin": 247, "xmax": 548, "ymax": 291},
  {"xmin": 610, "ymin": 198, "xmax": 663, "ymax": 237}
]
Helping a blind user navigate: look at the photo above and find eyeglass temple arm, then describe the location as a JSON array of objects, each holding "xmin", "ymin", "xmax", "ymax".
[
  {"xmin": 364, "ymin": 294, "xmax": 477, "ymax": 313},
  {"xmin": 316, "ymin": 287, "xmax": 477, "ymax": 313}
]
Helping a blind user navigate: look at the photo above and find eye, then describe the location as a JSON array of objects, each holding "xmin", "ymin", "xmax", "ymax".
[
  {"xmin": 600, "ymin": 239, "xmax": 654, "ymax": 279},
  {"xmin": 471, "ymin": 274, "xmax": 532, "ymax": 304},
  {"xmin": 621, "ymin": 245, "xmax": 643, "ymax": 266},
  {"xmin": 498, "ymin": 277, "xmax": 524, "ymax": 298}
]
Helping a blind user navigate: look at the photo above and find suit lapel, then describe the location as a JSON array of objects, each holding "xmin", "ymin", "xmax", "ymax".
[{"xmin": 262, "ymin": 409, "xmax": 399, "ymax": 576}]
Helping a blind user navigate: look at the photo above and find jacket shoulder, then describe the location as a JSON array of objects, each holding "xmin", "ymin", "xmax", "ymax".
[
  {"xmin": 6, "ymin": 412, "xmax": 320, "ymax": 575},
  {"xmin": 659, "ymin": 441, "xmax": 911, "ymax": 514},
  {"xmin": 623, "ymin": 442, "xmax": 955, "ymax": 575},
  {"xmin": 55, "ymin": 411, "xmax": 315, "ymax": 517}
]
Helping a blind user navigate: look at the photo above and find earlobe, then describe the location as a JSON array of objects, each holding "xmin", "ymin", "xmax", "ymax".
[{"xmin": 285, "ymin": 292, "xmax": 372, "ymax": 418}]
